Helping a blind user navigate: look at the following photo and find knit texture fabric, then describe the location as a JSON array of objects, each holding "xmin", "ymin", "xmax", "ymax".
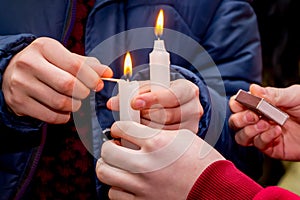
[{"xmin": 187, "ymin": 160, "xmax": 300, "ymax": 200}]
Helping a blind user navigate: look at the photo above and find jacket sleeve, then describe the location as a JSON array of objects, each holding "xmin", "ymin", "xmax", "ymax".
[
  {"xmin": 163, "ymin": 0, "xmax": 264, "ymax": 179},
  {"xmin": 0, "ymin": 34, "xmax": 44, "ymax": 150},
  {"xmin": 202, "ymin": 0, "xmax": 262, "ymax": 96},
  {"xmin": 199, "ymin": 0, "xmax": 263, "ymax": 179}
]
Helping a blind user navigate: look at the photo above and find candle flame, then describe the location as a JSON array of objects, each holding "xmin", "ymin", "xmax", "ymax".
[
  {"xmin": 123, "ymin": 52, "xmax": 132, "ymax": 78},
  {"xmin": 154, "ymin": 9, "xmax": 164, "ymax": 38}
]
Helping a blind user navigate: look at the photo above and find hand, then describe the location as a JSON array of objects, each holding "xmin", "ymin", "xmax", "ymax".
[
  {"xmin": 96, "ymin": 121, "xmax": 224, "ymax": 200},
  {"xmin": 229, "ymin": 84, "xmax": 300, "ymax": 160},
  {"xmin": 2, "ymin": 37, "xmax": 113, "ymax": 124},
  {"xmin": 107, "ymin": 79, "xmax": 203, "ymax": 133}
]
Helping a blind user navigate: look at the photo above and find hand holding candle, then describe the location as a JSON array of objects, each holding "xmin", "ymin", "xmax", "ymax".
[
  {"xmin": 107, "ymin": 10, "xmax": 203, "ymax": 134},
  {"xmin": 108, "ymin": 79, "xmax": 203, "ymax": 134}
]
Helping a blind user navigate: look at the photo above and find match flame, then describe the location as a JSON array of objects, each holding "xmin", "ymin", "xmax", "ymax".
[
  {"xmin": 154, "ymin": 9, "xmax": 164, "ymax": 38},
  {"xmin": 123, "ymin": 52, "xmax": 132, "ymax": 78}
]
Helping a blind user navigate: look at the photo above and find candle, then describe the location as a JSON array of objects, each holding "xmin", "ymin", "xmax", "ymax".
[
  {"xmin": 150, "ymin": 9, "xmax": 170, "ymax": 91},
  {"xmin": 119, "ymin": 80, "xmax": 140, "ymax": 122},
  {"xmin": 118, "ymin": 52, "xmax": 140, "ymax": 149}
]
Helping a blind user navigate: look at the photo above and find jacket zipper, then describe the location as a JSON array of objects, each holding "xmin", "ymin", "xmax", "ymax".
[
  {"xmin": 14, "ymin": 1, "xmax": 77, "ymax": 198},
  {"xmin": 14, "ymin": 124, "xmax": 47, "ymax": 200},
  {"xmin": 62, "ymin": 0, "xmax": 77, "ymax": 46}
]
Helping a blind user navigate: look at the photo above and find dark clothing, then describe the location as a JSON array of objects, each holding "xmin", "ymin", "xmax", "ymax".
[
  {"xmin": 0, "ymin": 0, "xmax": 262, "ymax": 199},
  {"xmin": 28, "ymin": 1, "xmax": 97, "ymax": 199}
]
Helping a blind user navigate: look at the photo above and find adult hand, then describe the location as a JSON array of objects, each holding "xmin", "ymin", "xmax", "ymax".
[
  {"xmin": 229, "ymin": 84, "xmax": 300, "ymax": 160},
  {"xmin": 2, "ymin": 37, "xmax": 113, "ymax": 124},
  {"xmin": 96, "ymin": 121, "xmax": 224, "ymax": 200},
  {"xmin": 107, "ymin": 79, "xmax": 203, "ymax": 134}
]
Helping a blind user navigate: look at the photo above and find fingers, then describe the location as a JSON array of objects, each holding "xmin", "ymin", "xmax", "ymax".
[
  {"xmin": 141, "ymin": 117, "xmax": 181, "ymax": 130},
  {"xmin": 33, "ymin": 57, "xmax": 90, "ymax": 99},
  {"xmin": 141, "ymin": 118, "xmax": 198, "ymax": 132},
  {"xmin": 252, "ymin": 125, "xmax": 282, "ymax": 150},
  {"xmin": 106, "ymin": 122, "xmax": 197, "ymax": 174},
  {"xmin": 250, "ymin": 84, "xmax": 300, "ymax": 108},
  {"xmin": 8, "ymin": 94, "xmax": 71, "ymax": 124},
  {"xmin": 108, "ymin": 187, "xmax": 135, "ymax": 200},
  {"xmin": 132, "ymin": 79, "xmax": 201, "ymax": 131},
  {"xmin": 70, "ymin": 54, "xmax": 113, "ymax": 92},
  {"xmin": 33, "ymin": 37, "xmax": 113, "ymax": 92},
  {"xmin": 229, "ymin": 94, "xmax": 247, "ymax": 113},
  {"xmin": 131, "ymin": 86, "xmax": 179, "ymax": 109},
  {"xmin": 141, "ymin": 99, "xmax": 201, "ymax": 126},
  {"xmin": 229, "ymin": 86, "xmax": 285, "ymax": 152},
  {"xmin": 25, "ymin": 76, "xmax": 82, "ymax": 112},
  {"xmin": 3, "ymin": 37, "xmax": 114, "ymax": 124},
  {"xmin": 170, "ymin": 79, "xmax": 200, "ymax": 105},
  {"xmin": 108, "ymin": 100, "xmax": 197, "ymax": 128},
  {"xmin": 107, "ymin": 95, "xmax": 119, "ymax": 111},
  {"xmin": 234, "ymin": 119, "xmax": 283, "ymax": 150},
  {"xmin": 2, "ymin": 37, "xmax": 115, "ymax": 124},
  {"xmin": 3, "ymin": 63, "xmax": 80, "ymax": 123},
  {"xmin": 107, "ymin": 79, "xmax": 202, "ymax": 133},
  {"xmin": 84, "ymin": 56, "xmax": 113, "ymax": 78},
  {"xmin": 141, "ymin": 106, "xmax": 180, "ymax": 124},
  {"xmin": 234, "ymin": 120, "xmax": 270, "ymax": 146},
  {"xmin": 131, "ymin": 79, "xmax": 199, "ymax": 110},
  {"xmin": 96, "ymin": 158, "xmax": 139, "ymax": 194},
  {"xmin": 110, "ymin": 121, "xmax": 161, "ymax": 145},
  {"xmin": 229, "ymin": 110, "xmax": 260, "ymax": 131}
]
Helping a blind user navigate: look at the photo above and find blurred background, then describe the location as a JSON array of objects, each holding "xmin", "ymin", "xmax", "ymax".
[
  {"xmin": 251, "ymin": 0, "xmax": 300, "ymax": 194},
  {"xmin": 252, "ymin": 0, "xmax": 300, "ymax": 87}
]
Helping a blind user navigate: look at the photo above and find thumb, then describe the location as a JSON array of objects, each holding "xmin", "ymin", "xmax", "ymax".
[{"xmin": 250, "ymin": 84, "xmax": 300, "ymax": 108}]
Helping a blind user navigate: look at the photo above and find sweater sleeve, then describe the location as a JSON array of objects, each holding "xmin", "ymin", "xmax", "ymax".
[
  {"xmin": 187, "ymin": 160, "xmax": 262, "ymax": 200},
  {"xmin": 253, "ymin": 186, "xmax": 300, "ymax": 200},
  {"xmin": 187, "ymin": 160, "xmax": 300, "ymax": 200}
]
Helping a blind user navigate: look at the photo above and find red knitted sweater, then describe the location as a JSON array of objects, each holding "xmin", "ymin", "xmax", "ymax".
[{"xmin": 187, "ymin": 160, "xmax": 300, "ymax": 200}]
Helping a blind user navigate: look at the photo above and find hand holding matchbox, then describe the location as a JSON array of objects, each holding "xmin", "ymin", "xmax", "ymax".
[{"xmin": 235, "ymin": 90, "xmax": 289, "ymax": 126}]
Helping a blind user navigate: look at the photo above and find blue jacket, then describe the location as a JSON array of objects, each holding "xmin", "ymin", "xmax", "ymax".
[{"xmin": 0, "ymin": 0, "xmax": 263, "ymax": 199}]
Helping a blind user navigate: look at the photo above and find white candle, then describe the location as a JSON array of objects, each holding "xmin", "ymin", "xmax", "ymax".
[
  {"xmin": 150, "ymin": 40, "xmax": 170, "ymax": 91},
  {"xmin": 150, "ymin": 9, "xmax": 170, "ymax": 91},
  {"xmin": 118, "ymin": 79, "xmax": 140, "ymax": 123},
  {"xmin": 118, "ymin": 52, "xmax": 140, "ymax": 149}
]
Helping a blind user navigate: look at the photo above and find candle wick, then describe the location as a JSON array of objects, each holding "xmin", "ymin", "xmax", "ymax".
[{"xmin": 124, "ymin": 73, "xmax": 130, "ymax": 82}]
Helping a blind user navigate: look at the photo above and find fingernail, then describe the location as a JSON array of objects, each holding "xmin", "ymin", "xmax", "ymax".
[
  {"xmin": 134, "ymin": 99, "xmax": 146, "ymax": 109},
  {"xmin": 94, "ymin": 80, "xmax": 103, "ymax": 92},
  {"xmin": 251, "ymin": 84, "xmax": 266, "ymax": 96},
  {"xmin": 255, "ymin": 120, "xmax": 268, "ymax": 131},
  {"xmin": 244, "ymin": 111, "xmax": 256, "ymax": 123},
  {"xmin": 273, "ymin": 125, "xmax": 282, "ymax": 137},
  {"xmin": 102, "ymin": 66, "xmax": 113, "ymax": 77}
]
